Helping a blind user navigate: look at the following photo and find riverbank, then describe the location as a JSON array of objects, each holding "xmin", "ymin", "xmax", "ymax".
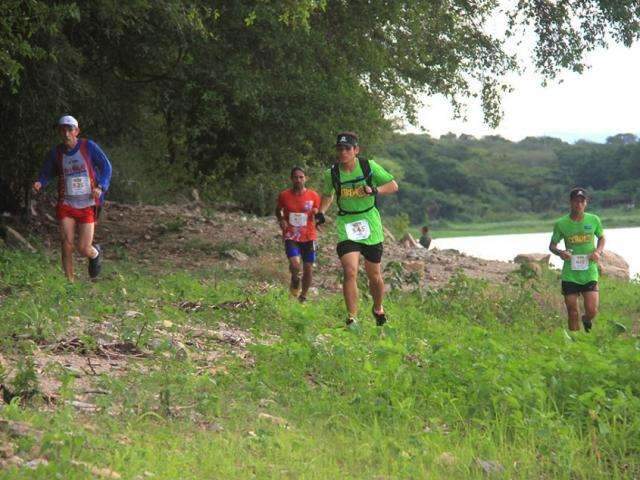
[{"xmin": 416, "ymin": 207, "xmax": 640, "ymax": 238}]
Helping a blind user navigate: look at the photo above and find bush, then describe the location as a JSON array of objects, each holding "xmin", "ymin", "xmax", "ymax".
[
  {"xmin": 106, "ymin": 143, "xmax": 196, "ymax": 205},
  {"xmin": 388, "ymin": 212, "xmax": 410, "ymax": 238}
]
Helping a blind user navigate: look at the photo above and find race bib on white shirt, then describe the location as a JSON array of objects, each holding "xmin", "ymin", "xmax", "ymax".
[
  {"xmin": 571, "ymin": 254, "xmax": 589, "ymax": 271},
  {"xmin": 66, "ymin": 174, "xmax": 92, "ymax": 196},
  {"xmin": 345, "ymin": 219, "xmax": 371, "ymax": 241},
  {"xmin": 289, "ymin": 212, "xmax": 308, "ymax": 227}
]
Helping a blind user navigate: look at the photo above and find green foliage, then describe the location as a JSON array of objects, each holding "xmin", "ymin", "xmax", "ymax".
[
  {"xmin": 106, "ymin": 133, "xmax": 197, "ymax": 205},
  {"xmin": 374, "ymin": 132, "xmax": 640, "ymax": 223},
  {"xmin": 0, "ymin": 1, "xmax": 79, "ymax": 91},
  {"xmin": 3, "ymin": 1, "xmax": 639, "ymax": 213},
  {"xmin": 183, "ymin": 238, "xmax": 216, "ymax": 254},
  {"xmin": 156, "ymin": 218, "xmax": 186, "ymax": 234},
  {"xmin": 383, "ymin": 261, "xmax": 422, "ymax": 292},
  {"xmin": 211, "ymin": 240, "xmax": 255, "ymax": 257},
  {"xmin": 1, "ymin": 249, "xmax": 640, "ymax": 477},
  {"xmin": 388, "ymin": 212, "xmax": 411, "ymax": 238},
  {"xmin": 11, "ymin": 357, "xmax": 39, "ymax": 401}
]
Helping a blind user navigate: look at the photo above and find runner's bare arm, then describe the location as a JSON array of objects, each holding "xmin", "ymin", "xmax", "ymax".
[
  {"xmin": 590, "ymin": 235, "xmax": 606, "ymax": 261},
  {"xmin": 549, "ymin": 242, "xmax": 571, "ymax": 260},
  {"xmin": 275, "ymin": 205, "xmax": 286, "ymax": 230},
  {"xmin": 34, "ymin": 149, "xmax": 57, "ymax": 192},
  {"xmin": 375, "ymin": 180, "xmax": 398, "ymax": 195},
  {"xmin": 319, "ymin": 193, "xmax": 334, "ymax": 214}
]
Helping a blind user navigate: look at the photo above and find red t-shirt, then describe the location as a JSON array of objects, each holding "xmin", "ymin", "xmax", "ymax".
[{"xmin": 277, "ymin": 188, "xmax": 321, "ymax": 242}]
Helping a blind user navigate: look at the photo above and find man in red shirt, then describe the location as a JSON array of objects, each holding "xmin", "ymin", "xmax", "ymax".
[{"xmin": 275, "ymin": 166, "xmax": 321, "ymax": 302}]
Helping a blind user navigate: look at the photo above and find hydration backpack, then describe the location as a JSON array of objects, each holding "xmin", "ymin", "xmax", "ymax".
[{"xmin": 330, "ymin": 157, "xmax": 377, "ymax": 216}]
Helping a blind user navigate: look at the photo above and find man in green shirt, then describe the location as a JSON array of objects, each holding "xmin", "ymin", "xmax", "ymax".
[
  {"xmin": 317, "ymin": 132, "xmax": 398, "ymax": 326},
  {"xmin": 549, "ymin": 187, "xmax": 605, "ymax": 332}
]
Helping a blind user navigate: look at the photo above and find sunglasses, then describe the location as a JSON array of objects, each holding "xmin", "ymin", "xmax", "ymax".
[{"xmin": 336, "ymin": 145, "xmax": 353, "ymax": 151}]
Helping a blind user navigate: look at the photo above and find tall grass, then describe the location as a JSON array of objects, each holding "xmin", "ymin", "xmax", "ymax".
[{"xmin": 1, "ymin": 249, "xmax": 639, "ymax": 479}]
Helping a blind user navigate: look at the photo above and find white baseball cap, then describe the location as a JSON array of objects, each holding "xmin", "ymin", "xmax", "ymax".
[{"xmin": 57, "ymin": 115, "xmax": 79, "ymax": 128}]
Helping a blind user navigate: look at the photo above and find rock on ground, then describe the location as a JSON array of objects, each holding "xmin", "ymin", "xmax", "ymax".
[
  {"xmin": 599, "ymin": 250, "xmax": 630, "ymax": 280},
  {"xmin": 513, "ymin": 252, "xmax": 551, "ymax": 277},
  {"xmin": 222, "ymin": 249, "xmax": 249, "ymax": 262},
  {"xmin": 513, "ymin": 253, "xmax": 550, "ymax": 265}
]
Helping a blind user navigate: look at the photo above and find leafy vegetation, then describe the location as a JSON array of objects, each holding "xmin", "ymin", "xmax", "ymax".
[
  {"xmin": 1, "ymin": 248, "xmax": 639, "ymax": 478},
  {"xmin": 374, "ymin": 133, "xmax": 640, "ymax": 226},
  {"xmin": 411, "ymin": 207, "xmax": 640, "ymax": 239},
  {"xmin": 2, "ymin": 1, "xmax": 639, "ymax": 214}
]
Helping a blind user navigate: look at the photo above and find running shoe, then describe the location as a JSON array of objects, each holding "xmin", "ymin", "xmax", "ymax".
[
  {"xmin": 582, "ymin": 315, "xmax": 592, "ymax": 333},
  {"xmin": 298, "ymin": 295, "xmax": 307, "ymax": 303},
  {"xmin": 88, "ymin": 244, "xmax": 102, "ymax": 279},
  {"xmin": 289, "ymin": 287, "xmax": 301, "ymax": 298},
  {"xmin": 372, "ymin": 307, "xmax": 387, "ymax": 327},
  {"xmin": 346, "ymin": 315, "xmax": 357, "ymax": 326}
]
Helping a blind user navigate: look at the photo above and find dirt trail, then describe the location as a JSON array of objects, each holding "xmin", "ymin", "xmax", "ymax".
[{"xmin": 24, "ymin": 198, "xmax": 519, "ymax": 290}]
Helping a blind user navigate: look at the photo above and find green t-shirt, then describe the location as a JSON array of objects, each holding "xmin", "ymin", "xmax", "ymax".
[
  {"xmin": 322, "ymin": 158, "xmax": 394, "ymax": 245},
  {"xmin": 550, "ymin": 212, "xmax": 604, "ymax": 284}
]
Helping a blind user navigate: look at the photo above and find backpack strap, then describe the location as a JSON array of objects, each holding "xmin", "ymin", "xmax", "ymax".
[
  {"xmin": 359, "ymin": 157, "xmax": 373, "ymax": 188},
  {"xmin": 55, "ymin": 145, "xmax": 64, "ymax": 173},
  {"xmin": 55, "ymin": 145, "xmax": 64, "ymax": 201},
  {"xmin": 330, "ymin": 163, "xmax": 342, "ymax": 204},
  {"xmin": 332, "ymin": 157, "xmax": 377, "ymax": 216},
  {"xmin": 359, "ymin": 157, "xmax": 377, "ymax": 211}
]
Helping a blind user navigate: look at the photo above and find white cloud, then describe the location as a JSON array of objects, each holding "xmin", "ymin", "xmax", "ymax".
[{"xmin": 408, "ymin": 43, "xmax": 640, "ymax": 143}]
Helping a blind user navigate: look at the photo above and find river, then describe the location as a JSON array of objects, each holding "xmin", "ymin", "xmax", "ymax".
[{"xmin": 434, "ymin": 226, "xmax": 639, "ymax": 278}]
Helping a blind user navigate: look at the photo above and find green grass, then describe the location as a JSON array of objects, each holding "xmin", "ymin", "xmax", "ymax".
[
  {"xmin": 1, "ymin": 249, "xmax": 640, "ymax": 478},
  {"xmin": 419, "ymin": 207, "xmax": 640, "ymax": 238}
]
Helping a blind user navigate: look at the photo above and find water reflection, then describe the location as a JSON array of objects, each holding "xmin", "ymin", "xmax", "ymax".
[{"xmin": 434, "ymin": 227, "xmax": 639, "ymax": 278}]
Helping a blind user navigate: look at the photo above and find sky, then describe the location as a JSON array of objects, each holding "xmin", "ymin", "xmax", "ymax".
[{"xmin": 408, "ymin": 37, "xmax": 640, "ymax": 144}]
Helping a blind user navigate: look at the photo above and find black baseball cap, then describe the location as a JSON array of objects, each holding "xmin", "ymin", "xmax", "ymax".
[
  {"xmin": 336, "ymin": 133, "xmax": 358, "ymax": 147},
  {"xmin": 569, "ymin": 187, "xmax": 588, "ymax": 199}
]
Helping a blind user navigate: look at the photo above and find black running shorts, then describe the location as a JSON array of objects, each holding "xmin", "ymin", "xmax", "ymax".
[
  {"xmin": 561, "ymin": 281, "xmax": 599, "ymax": 296},
  {"xmin": 336, "ymin": 240, "xmax": 383, "ymax": 263}
]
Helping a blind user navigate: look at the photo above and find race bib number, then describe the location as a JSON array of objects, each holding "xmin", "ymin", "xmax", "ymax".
[
  {"xmin": 345, "ymin": 220, "xmax": 370, "ymax": 241},
  {"xmin": 289, "ymin": 212, "xmax": 308, "ymax": 227},
  {"xmin": 66, "ymin": 175, "xmax": 91, "ymax": 196},
  {"xmin": 571, "ymin": 254, "xmax": 589, "ymax": 271}
]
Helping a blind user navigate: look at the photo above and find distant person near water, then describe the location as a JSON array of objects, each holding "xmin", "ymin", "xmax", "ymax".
[
  {"xmin": 275, "ymin": 166, "xmax": 321, "ymax": 303},
  {"xmin": 317, "ymin": 132, "xmax": 398, "ymax": 326},
  {"xmin": 549, "ymin": 187, "xmax": 605, "ymax": 332},
  {"xmin": 419, "ymin": 226, "xmax": 432, "ymax": 249},
  {"xmin": 33, "ymin": 115, "xmax": 112, "ymax": 282}
]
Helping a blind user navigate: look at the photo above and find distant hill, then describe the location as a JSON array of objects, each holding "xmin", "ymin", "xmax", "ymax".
[{"xmin": 371, "ymin": 133, "xmax": 640, "ymax": 223}]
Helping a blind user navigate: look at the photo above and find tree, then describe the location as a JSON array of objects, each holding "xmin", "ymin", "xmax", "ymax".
[
  {"xmin": 606, "ymin": 134, "xmax": 638, "ymax": 145},
  {"xmin": 1, "ymin": 0, "xmax": 639, "ymax": 212},
  {"xmin": 373, "ymin": 130, "xmax": 640, "ymax": 221}
]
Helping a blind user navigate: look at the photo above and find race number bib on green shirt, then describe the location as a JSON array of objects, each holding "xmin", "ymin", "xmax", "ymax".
[
  {"xmin": 550, "ymin": 212, "xmax": 603, "ymax": 284},
  {"xmin": 571, "ymin": 254, "xmax": 589, "ymax": 271},
  {"xmin": 289, "ymin": 212, "xmax": 308, "ymax": 227},
  {"xmin": 345, "ymin": 219, "xmax": 370, "ymax": 241},
  {"xmin": 322, "ymin": 159, "xmax": 395, "ymax": 246}
]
